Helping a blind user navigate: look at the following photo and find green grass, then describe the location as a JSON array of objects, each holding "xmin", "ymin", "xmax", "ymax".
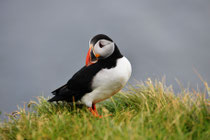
[{"xmin": 0, "ymin": 79, "xmax": 209, "ymax": 140}]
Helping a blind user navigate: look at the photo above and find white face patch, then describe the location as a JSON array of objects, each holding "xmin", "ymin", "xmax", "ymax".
[{"xmin": 93, "ymin": 39, "xmax": 115, "ymax": 58}]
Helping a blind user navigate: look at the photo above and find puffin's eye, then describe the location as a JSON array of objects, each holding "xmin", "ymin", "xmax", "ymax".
[{"xmin": 99, "ymin": 42, "xmax": 104, "ymax": 48}]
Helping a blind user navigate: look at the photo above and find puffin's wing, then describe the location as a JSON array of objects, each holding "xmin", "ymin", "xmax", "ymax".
[
  {"xmin": 51, "ymin": 84, "xmax": 67, "ymax": 95},
  {"xmin": 51, "ymin": 66, "xmax": 92, "ymax": 95},
  {"xmin": 66, "ymin": 66, "xmax": 96, "ymax": 92},
  {"xmin": 49, "ymin": 65, "xmax": 102, "ymax": 102}
]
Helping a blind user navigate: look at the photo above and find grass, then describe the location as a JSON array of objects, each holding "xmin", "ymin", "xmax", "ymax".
[{"xmin": 0, "ymin": 78, "xmax": 209, "ymax": 140}]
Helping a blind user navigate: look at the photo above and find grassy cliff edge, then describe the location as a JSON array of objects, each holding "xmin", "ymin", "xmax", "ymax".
[{"xmin": 0, "ymin": 79, "xmax": 209, "ymax": 140}]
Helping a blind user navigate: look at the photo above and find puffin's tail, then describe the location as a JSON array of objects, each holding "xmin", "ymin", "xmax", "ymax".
[{"xmin": 48, "ymin": 84, "xmax": 68, "ymax": 102}]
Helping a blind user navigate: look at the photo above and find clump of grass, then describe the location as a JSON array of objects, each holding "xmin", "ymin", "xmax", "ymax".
[{"xmin": 0, "ymin": 79, "xmax": 209, "ymax": 140}]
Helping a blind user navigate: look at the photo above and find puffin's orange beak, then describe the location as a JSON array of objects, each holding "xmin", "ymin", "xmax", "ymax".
[
  {"xmin": 86, "ymin": 44, "xmax": 100, "ymax": 67},
  {"xmin": 86, "ymin": 46, "xmax": 92, "ymax": 66}
]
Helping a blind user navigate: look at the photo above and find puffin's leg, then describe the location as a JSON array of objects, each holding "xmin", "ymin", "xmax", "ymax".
[
  {"xmin": 92, "ymin": 104, "xmax": 99, "ymax": 115},
  {"xmin": 88, "ymin": 104, "xmax": 102, "ymax": 118}
]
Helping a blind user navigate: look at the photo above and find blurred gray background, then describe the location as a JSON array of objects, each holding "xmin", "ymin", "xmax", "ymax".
[{"xmin": 0, "ymin": 0, "xmax": 210, "ymax": 117}]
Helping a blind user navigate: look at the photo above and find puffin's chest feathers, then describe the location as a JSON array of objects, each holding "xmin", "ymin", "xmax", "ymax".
[
  {"xmin": 81, "ymin": 57, "xmax": 131, "ymax": 105},
  {"xmin": 92, "ymin": 57, "xmax": 131, "ymax": 90}
]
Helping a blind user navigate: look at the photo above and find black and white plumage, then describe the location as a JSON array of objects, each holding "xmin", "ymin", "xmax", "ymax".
[{"xmin": 49, "ymin": 34, "xmax": 131, "ymax": 116}]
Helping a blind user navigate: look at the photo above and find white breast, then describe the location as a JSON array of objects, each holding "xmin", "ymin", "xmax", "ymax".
[{"xmin": 81, "ymin": 57, "xmax": 132, "ymax": 107}]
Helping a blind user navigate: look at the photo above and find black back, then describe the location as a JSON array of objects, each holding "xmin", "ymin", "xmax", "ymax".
[{"xmin": 48, "ymin": 45, "xmax": 123, "ymax": 102}]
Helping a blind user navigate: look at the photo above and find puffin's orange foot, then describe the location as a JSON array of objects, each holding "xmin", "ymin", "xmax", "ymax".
[
  {"xmin": 88, "ymin": 107, "xmax": 101, "ymax": 118},
  {"xmin": 88, "ymin": 104, "xmax": 112, "ymax": 118}
]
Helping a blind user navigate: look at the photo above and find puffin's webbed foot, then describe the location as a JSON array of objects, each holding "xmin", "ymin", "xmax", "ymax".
[{"xmin": 88, "ymin": 104, "xmax": 112, "ymax": 118}]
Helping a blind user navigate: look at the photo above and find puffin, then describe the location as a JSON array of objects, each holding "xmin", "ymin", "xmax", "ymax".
[{"xmin": 49, "ymin": 34, "xmax": 132, "ymax": 117}]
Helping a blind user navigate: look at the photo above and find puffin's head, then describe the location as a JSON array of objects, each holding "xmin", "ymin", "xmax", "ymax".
[{"xmin": 86, "ymin": 34, "xmax": 115, "ymax": 66}]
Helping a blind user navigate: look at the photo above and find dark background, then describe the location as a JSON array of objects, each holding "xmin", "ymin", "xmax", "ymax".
[{"xmin": 0, "ymin": 0, "xmax": 210, "ymax": 117}]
